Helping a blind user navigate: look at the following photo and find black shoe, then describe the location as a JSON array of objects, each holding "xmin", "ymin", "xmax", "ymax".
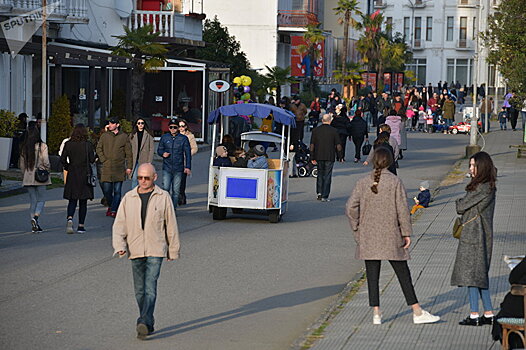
[
  {"xmin": 77, "ymin": 226, "xmax": 86, "ymax": 234},
  {"xmin": 31, "ymin": 218, "xmax": 39, "ymax": 233},
  {"xmin": 480, "ymin": 315, "xmax": 494, "ymax": 325},
  {"xmin": 137, "ymin": 323, "xmax": 149, "ymax": 340},
  {"xmin": 459, "ymin": 316, "xmax": 480, "ymax": 326},
  {"xmin": 317, "ymin": 194, "xmax": 322, "ymax": 201}
]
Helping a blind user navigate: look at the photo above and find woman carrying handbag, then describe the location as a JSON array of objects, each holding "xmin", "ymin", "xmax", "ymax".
[
  {"xmin": 60, "ymin": 124, "xmax": 96, "ymax": 234},
  {"xmin": 20, "ymin": 124, "xmax": 51, "ymax": 233},
  {"xmin": 451, "ymin": 151, "xmax": 497, "ymax": 326}
]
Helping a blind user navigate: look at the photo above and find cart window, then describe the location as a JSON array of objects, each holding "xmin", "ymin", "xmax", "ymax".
[{"xmin": 226, "ymin": 178, "xmax": 258, "ymax": 199}]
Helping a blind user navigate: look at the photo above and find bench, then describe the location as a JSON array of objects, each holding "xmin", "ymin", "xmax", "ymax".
[{"xmin": 498, "ymin": 284, "xmax": 525, "ymax": 350}]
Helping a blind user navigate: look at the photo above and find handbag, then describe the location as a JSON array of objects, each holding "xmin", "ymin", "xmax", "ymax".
[
  {"xmin": 86, "ymin": 142, "xmax": 97, "ymax": 187},
  {"xmin": 362, "ymin": 140, "xmax": 372, "ymax": 155},
  {"xmin": 34, "ymin": 143, "xmax": 50, "ymax": 183},
  {"xmin": 452, "ymin": 214, "xmax": 479, "ymax": 239}
]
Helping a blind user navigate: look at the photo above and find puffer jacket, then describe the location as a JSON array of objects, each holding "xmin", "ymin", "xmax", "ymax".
[{"xmin": 157, "ymin": 132, "xmax": 191, "ymax": 173}]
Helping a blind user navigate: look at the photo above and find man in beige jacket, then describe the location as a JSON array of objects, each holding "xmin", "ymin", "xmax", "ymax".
[{"xmin": 113, "ymin": 163, "xmax": 180, "ymax": 340}]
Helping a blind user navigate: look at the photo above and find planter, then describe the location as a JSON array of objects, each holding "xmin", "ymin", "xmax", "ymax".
[{"xmin": 0, "ymin": 137, "xmax": 13, "ymax": 171}]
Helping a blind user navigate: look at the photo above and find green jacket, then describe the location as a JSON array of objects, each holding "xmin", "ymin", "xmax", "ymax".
[
  {"xmin": 442, "ymin": 100, "xmax": 456, "ymax": 120},
  {"xmin": 96, "ymin": 130, "xmax": 132, "ymax": 182}
]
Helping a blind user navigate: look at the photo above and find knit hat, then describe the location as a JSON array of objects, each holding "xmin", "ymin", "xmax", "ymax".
[
  {"xmin": 420, "ymin": 181, "xmax": 429, "ymax": 190},
  {"xmin": 215, "ymin": 145, "xmax": 227, "ymax": 157},
  {"xmin": 254, "ymin": 144, "xmax": 265, "ymax": 156}
]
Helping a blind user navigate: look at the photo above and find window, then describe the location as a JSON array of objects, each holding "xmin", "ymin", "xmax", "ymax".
[
  {"xmin": 472, "ymin": 17, "xmax": 477, "ymax": 38},
  {"xmin": 414, "ymin": 17, "xmax": 421, "ymax": 41},
  {"xmin": 446, "ymin": 16, "xmax": 454, "ymax": 41},
  {"xmin": 386, "ymin": 17, "xmax": 393, "ymax": 38},
  {"xmin": 446, "ymin": 58, "xmax": 473, "ymax": 85},
  {"xmin": 404, "ymin": 17, "xmax": 410, "ymax": 41},
  {"xmin": 426, "ymin": 17, "xmax": 432, "ymax": 41},
  {"xmin": 459, "ymin": 17, "xmax": 467, "ymax": 41},
  {"xmin": 407, "ymin": 59, "xmax": 427, "ymax": 85}
]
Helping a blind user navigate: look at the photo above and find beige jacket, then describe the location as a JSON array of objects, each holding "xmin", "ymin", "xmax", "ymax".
[
  {"xmin": 346, "ymin": 169, "xmax": 412, "ymax": 261},
  {"xmin": 112, "ymin": 185, "xmax": 180, "ymax": 260},
  {"xmin": 129, "ymin": 131, "xmax": 154, "ymax": 170},
  {"xmin": 182, "ymin": 131, "xmax": 198, "ymax": 156},
  {"xmin": 20, "ymin": 142, "xmax": 52, "ymax": 186}
]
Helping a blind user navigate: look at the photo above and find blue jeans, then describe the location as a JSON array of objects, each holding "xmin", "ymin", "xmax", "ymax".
[
  {"xmin": 162, "ymin": 171, "xmax": 183, "ymax": 208},
  {"xmin": 468, "ymin": 286, "xmax": 493, "ymax": 313},
  {"xmin": 316, "ymin": 161, "xmax": 334, "ymax": 199},
  {"xmin": 364, "ymin": 111, "xmax": 372, "ymax": 127},
  {"xmin": 27, "ymin": 185, "xmax": 46, "ymax": 218},
  {"xmin": 444, "ymin": 118, "xmax": 453, "ymax": 127},
  {"xmin": 131, "ymin": 257, "xmax": 163, "ymax": 331},
  {"xmin": 101, "ymin": 181, "xmax": 123, "ymax": 212},
  {"xmin": 131, "ymin": 164, "xmax": 139, "ymax": 189},
  {"xmin": 481, "ymin": 114, "xmax": 490, "ymax": 132}
]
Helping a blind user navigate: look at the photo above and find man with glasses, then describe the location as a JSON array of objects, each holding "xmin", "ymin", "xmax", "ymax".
[
  {"xmin": 96, "ymin": 117, "xmax": 132, "ymax": 218},
  {"xmin": 157, "ymin": 119, "xmax": 191, "ymax": 209},
  {"xmin": 113, "ymin": 163, "xmax": 180, "ymax": 340}
]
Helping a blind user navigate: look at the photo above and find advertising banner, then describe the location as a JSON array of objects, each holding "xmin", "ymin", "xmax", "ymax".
[{"xmin": 291, "ymin": 36, "xmax": 324, "ymax": 77}]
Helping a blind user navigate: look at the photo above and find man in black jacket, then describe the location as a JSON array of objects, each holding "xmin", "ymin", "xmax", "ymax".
[
  {"xmin": 310, "ymin": 114, "xmax": 342, "ymax": 202},
  {"xmin": 349, "ymin": 110, "xmax": 369, "ymax": 162}
]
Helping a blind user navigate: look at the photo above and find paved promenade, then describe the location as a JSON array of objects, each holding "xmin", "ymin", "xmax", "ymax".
[{"xmin": 308, "ymin": 130, "xmax": 525, "ymax": 350}]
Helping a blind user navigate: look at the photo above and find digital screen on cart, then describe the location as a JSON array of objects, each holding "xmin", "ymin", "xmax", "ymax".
[{"xmin": 226, "ymin": 178, "xmax": 258, "ymax": 199}]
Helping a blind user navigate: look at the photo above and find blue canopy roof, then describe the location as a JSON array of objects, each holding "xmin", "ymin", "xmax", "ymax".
[{"xmin": 208, "ymin": 103, "xmax": 296, "ymax": 127}]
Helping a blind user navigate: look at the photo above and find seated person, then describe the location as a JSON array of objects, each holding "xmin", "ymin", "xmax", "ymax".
[
  {"xmin": 247, "ymin": 145, "xmax": 268, "ymax": 169},
  {"xmin": 492, "ymin": 258, "xmax": 526, "ymax": 349},
  {"xmin": 410, "ymin": 181, "xmax": 431, "ymax": 215},
  {"xmin": 220, "ymin": 134, "xmax": 236, "ymax": 157},
  {"xmin": 213, "ymin": 145, "xmax": 232, "ymax": 167},
  {"xmin": 232, "ymin": 148, "xmax": 248, "ymax": 168}
]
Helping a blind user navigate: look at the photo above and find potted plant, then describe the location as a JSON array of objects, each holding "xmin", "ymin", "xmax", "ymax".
[{"xmin": 0, "ymin": 110, "xmax": 18, "ymax": 171}]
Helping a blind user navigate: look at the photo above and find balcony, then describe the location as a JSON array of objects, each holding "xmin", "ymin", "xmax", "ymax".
[
  {"xmin": 128, "ymin": 1, "xmax": 205, "ymax": 42},
  {"xmin": 458, "ymin": 0, "xmax": 477, "ymax": 7},
  {"xmin": 0, "ymin": 0, "xmax": 88, "ymax": 23},
  {"xmin": 456, "ymin": 39, "xmax": 474, "ymax": 50},
  {"xmin": 414, "ymin": 0, "xmax": 426, "ymax": 8},
  {"xmin": 277, "ymin": 10, "xmax": 319, "ymax": 28},
  {"xmin": 412, "ymin": 39, "xmax": 425, "ymax": 50},
  {"xmin": 374, "ymin": 0, "xmax": 388, "ymax": 8}
]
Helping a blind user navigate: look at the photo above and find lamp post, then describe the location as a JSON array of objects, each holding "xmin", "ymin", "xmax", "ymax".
[
  {"xmin": 40, "ymin": 0, "xmax": 47, "ymax": 142},
  {"xmin": 466, "ymin": 0, "xmax": 483, "ymax": 157}
]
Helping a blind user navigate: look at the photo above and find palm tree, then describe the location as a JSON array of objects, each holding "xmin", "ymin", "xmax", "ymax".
[
  {"xmin": 112, "ymin": 25, "xmax": 168, "ymax": 118},
  {"xmin": 263, "ymin": 65, "xmax": 297, "ymax": 101},
  {"xmin": 333, "ymin": 0, "xmax": 362, "ymax": 77},
  {"xmin": 296, "ymin": 23, "xmax": 325, "ymax": 96},
  {"xmin": 333, "ymin": 61, "xmax": 365, "ymax": 97}
]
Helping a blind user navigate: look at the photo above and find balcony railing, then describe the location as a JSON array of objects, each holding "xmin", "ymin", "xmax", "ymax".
[
  {"xmin": 374, "ymin": 0, "xmax": 387, "ymax": 8},
  {"xmin": 456, "ymin": 39, "xmax": 474, "ymax": 50},
  {"xmin": 458, "ymin": 0, "xmax": 477, "ymax": 7},
  {"xmin": 413, "ymin": 39, "xmax": 425, "ymax": 49},
  {"xmin": 127, "ymin": 10, "xmax": 203, "ymax": 41},
  {"xmin": 0, "ymin": 0, "xmax": 88, "ymax": 23},
  {"xmin": 277, "ymin": 10, "xmax": 319, "ymax": 27}
]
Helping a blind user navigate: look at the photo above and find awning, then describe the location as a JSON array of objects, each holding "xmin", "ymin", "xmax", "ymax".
[{"xmin": 208, "ymin": 103, "xmax": 296, "ymax": 126}]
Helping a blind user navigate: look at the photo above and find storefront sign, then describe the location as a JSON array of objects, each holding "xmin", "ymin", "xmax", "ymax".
[{"xmin": 209, "ymin": 80, "xmax": 230, "ymax": 93}]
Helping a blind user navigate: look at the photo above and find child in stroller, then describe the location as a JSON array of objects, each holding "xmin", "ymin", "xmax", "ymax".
[{"xmin": 294, "ymin": 141, "xmax": 318, "ymax": 177}]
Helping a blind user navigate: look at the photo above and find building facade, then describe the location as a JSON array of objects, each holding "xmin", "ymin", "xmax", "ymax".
[{"xmin": 375, "ymin": 0, "xmax": 497, "ymax": 88}]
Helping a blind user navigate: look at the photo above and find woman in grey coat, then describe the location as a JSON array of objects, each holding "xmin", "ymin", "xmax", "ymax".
[
  {"xmin": 451, "ymin": 151, "xmax": 497, "ymax": 326},
  {"xmin": 346, "ymin": 147, "xmax": 440, "ymax": 325}
]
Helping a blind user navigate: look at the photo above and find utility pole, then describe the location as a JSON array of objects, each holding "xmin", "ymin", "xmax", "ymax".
[
  {"xmin": 40, "ymin": 0, "xmax": 47, "ymax": 142},
  {"xmin": 466, "ymin": 0, "xmax": 483, "ymax": 156}
]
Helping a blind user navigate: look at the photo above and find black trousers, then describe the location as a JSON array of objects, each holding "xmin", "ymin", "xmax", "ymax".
[
  {"xmin": 296, "ymin": 120, "xmax": 305, "ymax": 142},
  {"xmin": 365, "ymin": 260, "xmax": 418, "ymax": 307},
  {"xmin": 509, "ymin": 109, "xmax": 519, "ymax": 130},
  {"xmin": 67, "ymin": 199, "xmax": 88, "ymax": 225},
  {"xmin": 352, "ymin": 136, "xmax": 364, "ymax": 160},
  {"xmin": 338, "ymin": 133, "xmax": 348, "ymax": 160}
]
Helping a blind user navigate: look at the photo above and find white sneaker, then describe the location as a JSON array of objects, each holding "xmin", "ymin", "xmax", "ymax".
[
  {"xmin": 373, "ymin": 313, "xmax": 382, "ymax": 325},
  {"xmin": 66, "ymin": 219, "xmax": 74, "ymax": 234},
  {"xmin": 413, "ymin": 310, "xmax": 440, "ymax": 324}
]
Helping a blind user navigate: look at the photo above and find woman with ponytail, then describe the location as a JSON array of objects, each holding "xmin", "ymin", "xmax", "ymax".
[{"xmin": 346, "ymin": 147, "xmax": 440, "ymax": 325}]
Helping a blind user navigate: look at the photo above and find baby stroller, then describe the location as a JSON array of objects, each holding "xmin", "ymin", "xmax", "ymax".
[{"xmin": 294, "ymin": 141, "xmax": 318, "ymax": 178}]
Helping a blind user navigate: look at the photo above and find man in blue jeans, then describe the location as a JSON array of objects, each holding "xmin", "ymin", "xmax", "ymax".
[
  {"xmin": 157, "ymin": 119, "xmax": 191, "ymax": 209},
  {"xmin": 96, "ymin": 118, "xmax": 132, "ymax": 217},
  {"xmin": 113, "ymin": 163, "xmax": 180, "ymax": 339},
  {"xmin": 310, "ymin": 114, "xmax": 342, "ymax": 202}
]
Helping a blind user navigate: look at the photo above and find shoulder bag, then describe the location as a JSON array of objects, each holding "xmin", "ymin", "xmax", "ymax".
[
  {"xmin": 362, "ymin": 140, "xmax": 372, "ymax": 156},
  {"xmin": 452, "ymin": 213, "xmax": 479, "ymax": 239},
  {"xmin": 86, "ymin": 142, "xmax": 97, "ymax": 187},
  {"xmin": 34, "ymin": 143, "xmax": 50, "ymax": 183}
]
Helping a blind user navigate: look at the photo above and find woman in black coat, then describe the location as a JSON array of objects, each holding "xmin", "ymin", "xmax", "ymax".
[
  {"xmin": 61, "ymin": 124, "xmax": 96, "ymax": 234},
  {"xmin": 331, "ymin": 104, "xmax": 352, "ymax": 161},
  {"xmin": 349, "ymin": 110, "xmax": 369, "ymax": 162}
]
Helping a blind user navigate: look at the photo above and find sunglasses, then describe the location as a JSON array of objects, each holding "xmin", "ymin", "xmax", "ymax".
[
  {"xmin": 169, "ymin": 126, "xmax": 178, "ymax": 129},
  {"xmin": 137, "ymin": 121, "xmax": 145, "ymax": 125},
  {"xmin": 179, "ymin": 125, "xmax": 187, "ymax": 128},
  {"xmin": 137, "ymin": 176, "xmax": 152, "ymax": 181}
]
